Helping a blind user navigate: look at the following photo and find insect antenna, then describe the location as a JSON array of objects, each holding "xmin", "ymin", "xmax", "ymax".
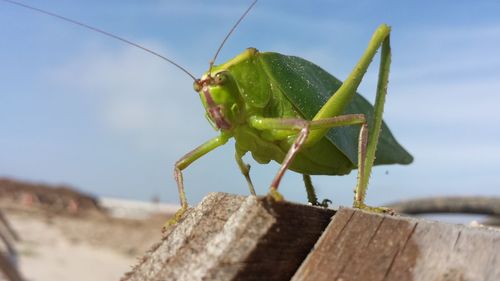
[
  {"xmin": 208, "ymin": 0, "xmax": 258, "ymax": 76},
  {"xmin": 2, "ymin": 0, "xmax": 197, "ymax": 81}
]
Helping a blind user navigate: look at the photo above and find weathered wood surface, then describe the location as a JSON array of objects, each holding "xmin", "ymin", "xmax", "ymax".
[
  {"xmin": 122, "ymin": 192, "xmax": 500, "ymax": 281},
  {"xmin": 121, "ymin": 192, "xmax": 334, "ymax": 281},
  {"xmin": 292, "ymin": 207, "xmax": 500, "ymax": 281}
]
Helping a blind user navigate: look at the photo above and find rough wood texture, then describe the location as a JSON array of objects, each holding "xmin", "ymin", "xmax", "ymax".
[
  {"xmin": 121, "ymin": 192, "xmax": 334, "ymax": 281},
  {"xmin": 292, "ymin": 207, "xmax": 500, "ymax": 281}
]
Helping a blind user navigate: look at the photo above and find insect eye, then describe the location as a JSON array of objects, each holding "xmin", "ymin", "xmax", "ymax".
[
  {"xmin": 193, "ymin": 80, "xmax": 202, "ymax": 92},
  {"xmin": 214, "ymin": 72, "xmax": 227, "ymax": 85}
]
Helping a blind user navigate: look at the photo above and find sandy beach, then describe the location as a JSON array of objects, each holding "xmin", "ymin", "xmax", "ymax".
[{"xmin": 1, "ymin": 198, "xmax": 176, "ymax": 281}]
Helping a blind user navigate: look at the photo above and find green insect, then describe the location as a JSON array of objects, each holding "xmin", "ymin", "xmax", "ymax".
[
  {"xmin": 172, "ymin": 2, "xmax": 412, "ymax": 224},
  {"xmin": 4, "ymin": 0, "xmax": 412, "ymax": 226}
]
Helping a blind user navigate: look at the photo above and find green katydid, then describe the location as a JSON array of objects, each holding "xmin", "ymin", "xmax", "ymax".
[
  {"xmin": 172, "ymin": 2, "xmax": 412, "ymax": 224},
  {"xmin": 3, "ymin": 0, "xmax": 412, "ymax": 226}
]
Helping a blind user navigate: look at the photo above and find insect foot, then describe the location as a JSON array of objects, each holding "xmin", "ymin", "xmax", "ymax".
[
  {"xmin": 353, "ymin": 202, "xmax": 395, "ymax": 215},
  {"xmin": 308, "ymin": 198, "xmax": 332, "ymax": 208},
  {"xmin": 162, "ymin": 207, "xmax": 188, "ymax": 233},
  {"xmin": 319, "ymin": 198, "xmax": 332, "ymax": 208},
  {"xmin": 267, "ymin": 188, "xmax": 284, "ymax": 202}
]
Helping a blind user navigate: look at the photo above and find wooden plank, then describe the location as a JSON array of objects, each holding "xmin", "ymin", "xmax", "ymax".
[
  {"xmin": 292, "ymin": 207, "xmax": 500, "ymax": 281},
  {"xmin": 121, "ymin": 192, "xmax": 334, "ymax": 281}
]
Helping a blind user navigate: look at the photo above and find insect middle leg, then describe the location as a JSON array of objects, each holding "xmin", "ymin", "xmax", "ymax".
[
  {"xmin": 250, "ymin": 114, "xmax": 368, "ymax": 202},
  {"xmin": 303, "ymin": 174, "xmax": 318, "ymax": 205},
  {"xmin": 303, "ymin": 174, "xmax": 331, "ymax": 207},
  {"xmin": 235, "ymin": 151, "xmax": 256, "ymax": 195}
]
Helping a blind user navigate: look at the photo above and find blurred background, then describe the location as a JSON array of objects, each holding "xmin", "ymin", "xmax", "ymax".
[
  {"xmin": 0, "ymin": 0, "xmax": 499, "ymax": 208},
  {"xmin": 1, "ymin": 1, "xmax": 500, "ymax": 280}
]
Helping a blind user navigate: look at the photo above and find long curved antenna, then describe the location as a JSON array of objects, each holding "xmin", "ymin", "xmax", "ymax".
[
  {"xmin": 2, "ymin": 0, "xmax": 197, "ymax": 81},
  {"xmin": 208, "ymin": 0, "xmax": 258, "ymax": 75}
]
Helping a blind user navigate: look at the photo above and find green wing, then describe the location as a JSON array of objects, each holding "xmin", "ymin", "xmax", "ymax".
[{"xmin": 259, "ymin": 52, "xmax": 413, "ymax": 165}]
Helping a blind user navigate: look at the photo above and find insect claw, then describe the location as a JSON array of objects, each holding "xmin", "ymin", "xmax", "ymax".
[
  {"xmin": 319, "ymin": 199, "xmax": 332, "ymax": 207},
  {"xmin": 308, "ymin": 198, "xmax": 331, "ymax": 208},
  {"xmin": 267, "ymin": 188, "xmax": 284, "ymax": 202},
  {"xmin": 353, "ymin": 202, "xmax": 395, "ymax": 215},
  {"xmin": 162, "ymin": 207, "xmax": 188, "ymax": 233}
]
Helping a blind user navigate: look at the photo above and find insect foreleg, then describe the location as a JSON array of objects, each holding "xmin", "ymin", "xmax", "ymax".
[
  {"xmin": 235, "ymin": 151, "xmax": 256, "ymax": 195},
  {"xmin": 164, "ymin": 134, "xmax": 229, "ymax": 229}
]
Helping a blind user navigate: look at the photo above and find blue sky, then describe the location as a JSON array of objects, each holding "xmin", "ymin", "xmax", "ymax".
[{"xmin": 1, "ymin": 1, "xmax": 499, "ymax": 208}]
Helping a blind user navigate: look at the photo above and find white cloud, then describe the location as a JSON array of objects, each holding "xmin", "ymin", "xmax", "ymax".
[{"xmin": 43, "ymin": 41, "xmax": 212, "ymax": 152}]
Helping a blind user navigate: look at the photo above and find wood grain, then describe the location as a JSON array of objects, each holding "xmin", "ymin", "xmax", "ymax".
[
  {"xmin": 292, "ymin": 207, "xmax": 500, "ymax": 281},
  {"xmin": 121, "ymin": 192, "xmax": 334, "ymax": 281}
]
